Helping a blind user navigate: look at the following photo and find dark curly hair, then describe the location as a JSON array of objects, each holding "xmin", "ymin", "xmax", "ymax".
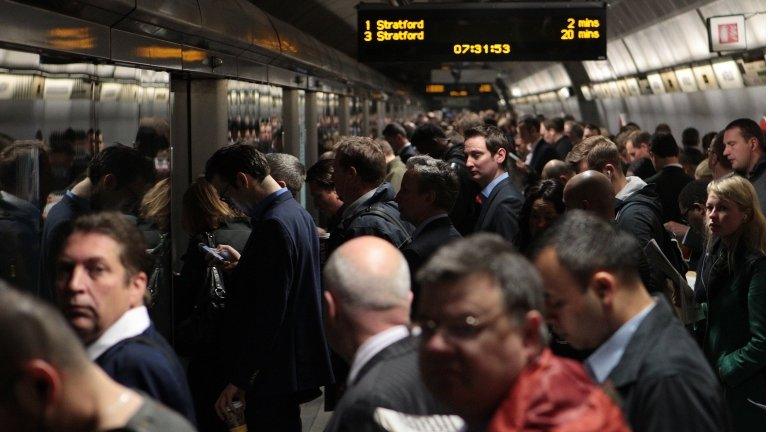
[{"xmin": 518, "ymin": 179, "xmax": 566, "ymax": 253}]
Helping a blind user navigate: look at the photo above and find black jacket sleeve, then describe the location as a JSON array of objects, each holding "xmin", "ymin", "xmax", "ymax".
[{"xmin": 230, "ymin": 219, "xmax": 294, "ymax": 388}]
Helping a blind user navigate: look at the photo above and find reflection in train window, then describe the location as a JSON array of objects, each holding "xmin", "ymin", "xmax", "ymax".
[
  {"xmin": 317, "ymin": 92, "xmax": 340, "ymax": 154},
  {"xmin": 0, "ymin": 47, "xmax": 172, "ymax": 338},
  {"xmin": 227, "ymin": 80, "xmax": 283, "ymax": 153}
]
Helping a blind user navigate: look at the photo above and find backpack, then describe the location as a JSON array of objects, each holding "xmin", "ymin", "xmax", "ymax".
[{"xmin": 341, "ymin": 203, "xmax": 412, "ymax": 249}]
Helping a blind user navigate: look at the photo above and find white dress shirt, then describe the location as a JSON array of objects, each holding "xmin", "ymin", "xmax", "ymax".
[{"xmin": 86, "ymin": 306, "xmax": 151, "ymax": 360}]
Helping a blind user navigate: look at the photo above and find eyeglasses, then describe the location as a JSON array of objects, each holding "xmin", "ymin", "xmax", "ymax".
[{"xmin": 418, "ymin": 310, "xmax": 507, "ymax": 343}]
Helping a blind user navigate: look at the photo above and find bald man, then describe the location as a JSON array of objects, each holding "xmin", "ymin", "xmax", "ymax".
[
  {"xmin": 541, "ymin": 159, "xmax": 575, "ymax": 185},
  {"xmin": 323, "ymin": 237, "xmax": 458, "ymax": 432},
  {"xmin": 563, "ymin": 170, "xmax": 616, "ymax": 220},
  {"xmin": 564, "ymin": 171, "xmax": 661, "ymax": 294}
]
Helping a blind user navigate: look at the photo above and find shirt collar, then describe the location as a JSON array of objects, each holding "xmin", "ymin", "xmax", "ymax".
[
  {"xmin": 249, "ymin": 187, "xmax": 289, "ymax": 221},
  {"xmin": 481, "ymin": 172, "xmax": 509, "ymax": 198},
  {"xmin": 396, "ymin": 142, "xmax": 412, "ymax": 155},
  {"xmin": 347, "ymin": 325, "xmax": 410, "ymax": 386},
  {"xmin": 341, "ymin": 187, "xmax": 377, "ymax": 221},
  {"xmin": 412, "ymin": 213, "xmax": 448, "ymax": 239},
  {"xmin": 585, "ymin": 300, "xmax": 656, "ymax": 383},
  {"xmin": 86, "ymin": 306, "xmax": 151, "ymax": 360}
]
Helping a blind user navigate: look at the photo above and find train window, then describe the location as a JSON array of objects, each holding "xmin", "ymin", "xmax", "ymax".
[
  {"xmin": 227, "ymin": 81, "xmax": 283, "ymax": 153},
  {"xmin": 349, "ymin": 97, "xmax": 363, "ymax": 136},
  {"xmin": 0, "ymin": 47, "xmax": 173, "ymax": 337},
  {"xmin": 317, "ymin": 92, "xmax": 341, "ymax": 153}
]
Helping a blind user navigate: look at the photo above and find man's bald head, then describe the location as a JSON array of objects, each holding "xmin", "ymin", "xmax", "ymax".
[
  {"xmin": 564, "ymin": 170, "xmax": 615, "ymax": 220},
  {"xmin": 324, "ymin": 236, "xmax": 411, "ymax": 311},
  {"xmin": 541, "ymin": 159, "xmax": 575, "ymax": 184}
]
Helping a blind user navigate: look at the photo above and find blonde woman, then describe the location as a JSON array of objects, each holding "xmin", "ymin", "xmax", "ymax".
[{"xmin": 695, "ymin": 174, "xmax": 765, "ymax": 431}]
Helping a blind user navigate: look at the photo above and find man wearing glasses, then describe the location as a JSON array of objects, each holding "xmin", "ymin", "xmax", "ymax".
[{"xmin": 417, "ymin": 233, "xmax": 629, "ymax": 432}]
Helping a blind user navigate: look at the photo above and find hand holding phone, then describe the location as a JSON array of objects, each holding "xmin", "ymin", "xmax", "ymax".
[{"xmin": 199, "ymin": 243, "xmax": 230, "ymax": 262}]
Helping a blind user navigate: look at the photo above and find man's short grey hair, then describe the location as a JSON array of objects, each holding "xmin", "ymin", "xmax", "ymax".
[
  {"xmin": 266, "ymin": 153, "xmax": 306, "ymax": 198},
  {"xmin": 0, "ymin": 283, "xmax": 90, "ymax": 380},
  {"xmin": 324, "ymin": 246, "xmax": 411, "ymax": 310},
  {"xmin": 418, "ymin": 233, "xmax": 548, "ymax": 342},
  {"xmin": 405, "ymin": 155, "xmax": 459, "ymax": 212}
]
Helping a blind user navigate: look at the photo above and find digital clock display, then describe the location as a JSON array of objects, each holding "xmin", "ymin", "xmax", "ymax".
[{"xmin": 357, "ymin": 2, "xmax": 606, "ymax": 62}]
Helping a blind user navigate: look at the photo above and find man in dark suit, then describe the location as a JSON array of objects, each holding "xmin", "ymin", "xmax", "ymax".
[
  {"xmin": 54, "ymin": 212, "xmax": 195, "ymax": 422},
  {"xmin": 206, "ymin": 144, "xmax": 333, "ymax": 431},
  {"xmin": 395, "ymin": 155, "xmax": 461, "ymax": 314},
  {"xmin": 532, "ymin": 211, "xmax": 728, "ymax": 432},
  {"xmin": 323, "ymin": 236, "xmax": 457, "ymax": 432},
  {"xmin": 542, "ymin": 117, "xmax": 572, "ymax": 160},
  {"xmin": 464, "ymin": 125, "xmax": 524, "ymax": 244},
  {"xmin": 518, "ymin": 116, "xmax": 558, "ymax": 175},
  {"xmin": 646, "ymin": 133, "xmax": 693, "ymax": 223},
  {"xmin": 383, "ymin": 123, "xmax": 418, "ymax": 163}
]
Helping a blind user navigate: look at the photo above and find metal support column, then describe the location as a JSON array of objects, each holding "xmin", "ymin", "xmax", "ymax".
[
  {"xmin": 361, "ymin": 98, "xmax": 371, "ymax": 137},
  {"xmin": 339, "ymin": 95, "xmax": 350, "ymax": 136},
  {"xmin": 282, "ymin": 88, "xmax": 301, "ymax": 157},
  {"xmin": 306, "ymin": 91, "xmax": 319, "ymax": 163}
]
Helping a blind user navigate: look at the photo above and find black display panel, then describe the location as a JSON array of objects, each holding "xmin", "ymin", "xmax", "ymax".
[{"xmin": 357, "ymin": 2, "xmax": 606, "ymax": 62}]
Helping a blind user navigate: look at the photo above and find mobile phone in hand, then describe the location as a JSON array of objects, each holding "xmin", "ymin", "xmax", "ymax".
[{"xmin": 198, "ymin": 243, "xmax": 230, "ymax": 262}]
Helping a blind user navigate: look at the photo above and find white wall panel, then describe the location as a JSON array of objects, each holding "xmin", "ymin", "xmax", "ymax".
[{"xmin": 593, "ymin": 86, "xmax": 764, "ymax": 136}]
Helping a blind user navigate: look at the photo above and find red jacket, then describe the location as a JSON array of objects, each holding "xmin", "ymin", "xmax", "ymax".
[{"xmin": 488, "ymin": 349, "xmax": 629, "ymax": 432}]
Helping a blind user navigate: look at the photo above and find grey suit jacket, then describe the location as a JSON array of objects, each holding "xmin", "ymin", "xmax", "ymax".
[{"xmin": 324, "ymin": 335, "xmax": 448, "ymax": 432}]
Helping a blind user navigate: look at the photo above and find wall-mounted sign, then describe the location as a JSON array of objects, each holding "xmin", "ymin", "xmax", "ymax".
[
  {"xmin": 712, "ymin": 59, "xmax": 745, "ymax": 89},
  {"xmin": 358, "ymin": 2, "xmax": 606, "ymax": 62},
  {"xmin": 674, "ymin": 68, "xmax": 698, "ymax": 93},
  {"xmin": 692, "ymin": 64, "xmax": 720, "ymax": 91},
  {"xmin": 425, "ymin": 83, "xmax": 496, "ymax": 96},
  {"xmin": 708, "ymin": 15, "xmax": 747, "ymax": 52},
  {"xmin": 647, "ymin": 73, "xmax": 666, "ymax": 94}
]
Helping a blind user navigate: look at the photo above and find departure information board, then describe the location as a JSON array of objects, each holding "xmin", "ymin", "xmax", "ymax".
[{"xmin": 357, "ymin": 2, "xmax": 606, "ymax": 62}]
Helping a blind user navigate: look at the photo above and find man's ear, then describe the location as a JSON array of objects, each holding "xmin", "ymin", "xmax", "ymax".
[
  {"xmin": 323, "ymin": 290, "xmax": 337, "ymax": 320},
  {"xmin": 277, "ymin": 180, "xmax": 287, "ymax": 189},
  {"xmin": 494, "ymin": 147, "xmax": 507, "ymax": 164},
  {"xmin": 128, "ymin": 271, "xmax": 148, "ymax": 308},
  {"xmin": 16, "ymin": 359, "xmax": 60, "ymax": 416},
  {"xmin": 521, "ymin": 310, "xmax": 545, "ymax": 360},
  {"xmin": 748, "ymin": 136, "xmax": 760, "ymax": 153},
  {"xmin": 102, "ymin": 173, "xmax": 117, "ymax": 190},
  {"xmin": 590, "ymin": 271, "xmax": 617, "ymax": 306},
  {"xmin": 234, "ymin": 172, "xmax": 249, "ymax": 189}
]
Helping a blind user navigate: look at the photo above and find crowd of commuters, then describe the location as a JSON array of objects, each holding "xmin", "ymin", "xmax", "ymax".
[{"xmin": 0, "ymin": 109, "xmax": 764, "ymax": 432}]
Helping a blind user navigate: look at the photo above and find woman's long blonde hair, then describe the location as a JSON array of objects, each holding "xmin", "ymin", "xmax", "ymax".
[
  {"xmin": 707, "ymin": 174, "xmax": 765, "ymax": 255},
  {"xmin": 139, "ymin": 178, "xmax": 170, "ymax": 231}
]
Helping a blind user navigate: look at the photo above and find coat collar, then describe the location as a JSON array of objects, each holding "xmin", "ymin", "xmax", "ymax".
[{"xmin": 607, "ymin": 296, "xmax": 674, "ymax": 388}]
